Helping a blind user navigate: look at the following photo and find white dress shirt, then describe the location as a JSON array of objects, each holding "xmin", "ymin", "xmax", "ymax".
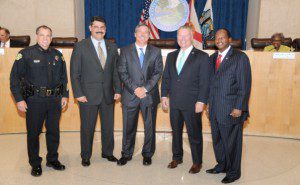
[{"xmin": 91, "ymin": 36, "xmax": 107, "ymax": 58}]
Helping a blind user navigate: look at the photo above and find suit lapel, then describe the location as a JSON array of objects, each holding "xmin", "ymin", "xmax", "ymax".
[
  {"xmin": 141, "ymin": 45, "xmax": 151, "ymax": 74},
  {"xmin": 172, "ymin": 50, "xmax": 180, "ymax": 76},
  {"xmin": 178, "ymin": 47, "xmax": 196, "ymax": 76},
  {"xmin": 104, "ymin": 40, "xmax": 112, "ymax": 71},
  {"xmin": 130, "ymin": 44, "xmax": 143, "ymax": 75},
  {"xmin": 86, "ymin": 38, "xmax": 103, "ymax": 71},
  {"xmin": 216, "ymin": 47, "xmax": 233, "ymax": 73}
]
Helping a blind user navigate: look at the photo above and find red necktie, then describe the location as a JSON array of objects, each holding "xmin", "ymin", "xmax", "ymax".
[{"xmin": 215, "ymin": 54, "xmax": 222, "ymax": 71}]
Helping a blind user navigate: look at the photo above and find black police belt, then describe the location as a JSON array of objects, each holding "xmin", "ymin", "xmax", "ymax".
[{"xmin": 32, "ymin": 84, "xmax": 63, "ymax": 97}]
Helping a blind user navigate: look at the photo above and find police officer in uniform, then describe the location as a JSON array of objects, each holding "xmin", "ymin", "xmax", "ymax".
[{"xmin": 10, "ymin": 25, "xmax": 68, "ymax": 177}]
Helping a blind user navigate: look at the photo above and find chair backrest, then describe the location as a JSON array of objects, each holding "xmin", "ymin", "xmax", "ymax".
[
  {"xmin": 204, "ymin": 39, "xmax": 242, "ymax": 50},
  {"xmin": 10, "ymin": 35, "xmax": 31, "ymax": 47},
  {"xmin": 251, "ymin": 38, "xmax": 292, "ymax": 51},
  {"xmin": 50, "ymin": 37, "xmax": 78, "ymax": 48},
  {"xmin": 148, "ymin": 39, "xmax": 178, "ymax": 49},
  {"xmin": 292, "ymin": 38, "xmax": 300, "ymax": 52}
]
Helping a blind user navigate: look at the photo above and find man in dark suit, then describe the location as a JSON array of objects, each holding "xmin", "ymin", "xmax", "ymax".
[
  {"xmin": 117, "ymin": 24, "xmax": 163, "ymax": 166},
  {"xmin": 70, "ymin": 16, "xmax": 121, "ymax": 167},
  {"xmin": 161, "ymin": 25, "xmax": 211, "ymax": 174},
  {"xmin": 206, "ymin": 28, "xmax": 252, "ymax": 184}
]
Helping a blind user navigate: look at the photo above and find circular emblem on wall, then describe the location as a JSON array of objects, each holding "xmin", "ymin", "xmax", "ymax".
[{"xmin": 149, "ymin": 0, "xmax": 189, "ymax": 32}]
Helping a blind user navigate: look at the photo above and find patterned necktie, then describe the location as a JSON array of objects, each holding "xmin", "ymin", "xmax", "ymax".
[
  {"xmin": 98, "ymin": 42, "xmax": 106, "ymax": 69},
  {"xmin": 215, "ymin": 54, "xmax": 222, "ymax": 71},
  {"xmin": 139, "ymin": 48, "xmax": 144, "ymax": 68},
  {"xmin": 177, "ymin": 51, "xmax": 185, "ymax": 74}
]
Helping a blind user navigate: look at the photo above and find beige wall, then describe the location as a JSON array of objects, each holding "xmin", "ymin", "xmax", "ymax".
[
  {"xmin": 258, "ymin": 0, "xmax": 300, "ymax": 38},
  {"xmin": 246, "ymin": 0, "xmax": 261, "ymax": 49},
  {"xmin": 0, "ymin": 0, "xmax": 77, "ymax": 45}
]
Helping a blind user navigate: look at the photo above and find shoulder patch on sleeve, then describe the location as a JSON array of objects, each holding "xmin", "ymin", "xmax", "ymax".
[{"xmin": 16, "ymin": 53, "xmax": 23, "ymax": 60}]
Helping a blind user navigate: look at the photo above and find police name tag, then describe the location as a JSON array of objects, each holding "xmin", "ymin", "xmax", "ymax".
[
  {"xmin": 273, "ymin": 52, "xmax": 295, "ymax": 60},
  {"xmin": 0, "ymin": 48, "xmax": 4, "ymax": 55},
  {"xmin": 34, "ymin": 60, "xmax": 40, "ymax": 63}
]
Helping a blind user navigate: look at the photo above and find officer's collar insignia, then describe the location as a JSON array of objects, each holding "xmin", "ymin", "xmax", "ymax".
[
  {"xmin": 55, "ymin": 56, "xmax": 59, "ymax": 61},
  {"xmin": 34, "ymin": 60, "xmax": 40, "ymax": 63},
  {"xmin": 61, "ymin": 56, "xmax": 65, "ymax": 61},
  {"xmin": 16, "ymin": 53, "xmax": 22, "ymax": 60}
]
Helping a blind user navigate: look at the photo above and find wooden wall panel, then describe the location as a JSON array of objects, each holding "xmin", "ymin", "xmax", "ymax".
[{"xmin": 1, "ymin": 49, "xmax": 299, "ymax": 139}]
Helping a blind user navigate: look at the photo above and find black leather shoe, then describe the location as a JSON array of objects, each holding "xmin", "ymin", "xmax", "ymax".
[
  {"xmin": 143, "ymin": 157, "xmax": 152, "ymax": 166},
  {"xmin": 81, "ymin": 159, "xmax": 90, "ymax": 167},
  {"xmin": 102, "ymin": 154, "xmax": 118, "ymax": 162},
  {"xmin": 46, "ymin": 161, "xmax": 66, "ymax": 170},
  {"xmin": 206, "ymin": 168, "xmax": 225, "ymax": 174},
  {"xmin": 221, "ymin": 176, "xmax": 240, "ymax": 184},
  {"xmin": 117, "ymin": 156, "xmax": 132, "ymax": 166},
  {"xmin": 31, "ymin": 165, "xmax": 42, "ymax": 177}
]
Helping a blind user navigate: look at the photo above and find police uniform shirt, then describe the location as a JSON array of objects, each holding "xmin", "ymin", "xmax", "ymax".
[{"xmin": 10, "ymin": 44, "xmax": 69, "ymax": 102}]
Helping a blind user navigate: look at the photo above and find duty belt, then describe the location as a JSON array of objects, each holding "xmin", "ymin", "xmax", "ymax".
[{"xmin": 33, "ymin": 85, "xmax": 63, "ymax": 97}]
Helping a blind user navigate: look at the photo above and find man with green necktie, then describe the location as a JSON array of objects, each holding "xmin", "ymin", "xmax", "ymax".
[{"xmin": 161, "ymin": 25, "xmax": 211, "ymax": 174}]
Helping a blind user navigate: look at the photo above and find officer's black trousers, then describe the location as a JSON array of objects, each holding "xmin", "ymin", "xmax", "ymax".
[{"xmin": 26, "ymin": 100, "xmax": 61, "ymax": 167}]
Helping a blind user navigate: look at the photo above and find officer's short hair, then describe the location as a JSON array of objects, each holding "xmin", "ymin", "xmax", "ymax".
[
  {"xmin": 36, "ymin": 25, "xmax": 52, "ymax": 35},
  {"xmin": 134, "ymin": 23, "xmax": 150, "ymax": 34},
  {"xmin": 90, "ymin": 16, "xmax": 106, "ymax": 26},
  {"xmin": 0, "ymin": 27, "xmax": 10, "ymax": 35}
]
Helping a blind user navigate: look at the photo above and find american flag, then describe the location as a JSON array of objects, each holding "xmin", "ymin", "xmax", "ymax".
[{"xmin": 139, "ymin": 0, "xmax": 160, "ymax": 39}]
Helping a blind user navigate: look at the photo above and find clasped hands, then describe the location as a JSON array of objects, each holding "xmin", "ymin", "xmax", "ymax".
[
  {"xmin": 134, "ymin": 87, "xmax": 147, "ymax": 99},
  {"xmin": 161, "ymin": 97, "xmax": 204, "ymax": 113}
]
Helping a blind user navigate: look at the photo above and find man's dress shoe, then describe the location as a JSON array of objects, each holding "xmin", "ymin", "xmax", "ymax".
[
  {"xmin": 31, "ymin": 165, "xmax": 42, "ymax": 177},
  {"xmin": 143, "ymin": 157, "xmax": 152, "ymax": 166},
  {"xmin": 81, "ymin": 159, "xmax": 90, "ymax": 167},
  {"xmin": 189, "ymin": 164, "xmax": 201, "ymax": 174},
  {"xmin": 46, "ymin": 161, "xmax": 66, "ymax": 170},
  {"xmin": 102, "ymin": 154, "xmax": 118, "ymax": 162},
  {"xmin": 117, "ymin": 156, "xmax": 132, "ymax": 166},
  {"xmin": 167, "ymin": 160, "xmax": 183, "ymax": 169}
]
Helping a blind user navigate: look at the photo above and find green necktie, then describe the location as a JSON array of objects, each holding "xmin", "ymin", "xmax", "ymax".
[{"xmin": 177, "ymin": 51, "xmax": 185, "ymax": 74}]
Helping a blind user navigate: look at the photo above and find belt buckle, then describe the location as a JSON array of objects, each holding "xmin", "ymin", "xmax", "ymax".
[{"xmin": 46, "ymin": 89, "xmax": 52, "ymax": 96}]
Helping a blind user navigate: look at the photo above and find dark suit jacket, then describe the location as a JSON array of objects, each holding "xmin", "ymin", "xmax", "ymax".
[
  {"xmin": 70, "ymin": 38, "xmax": 121, "ymax": 105},
  {"xmin": 161, "ymin": 47, "xmax": 211, "ymax": 111},
  {"xmin": 118, "ymin": 44, "xmax": 163, "ymax": 107},
  {"xmin": 208, "ymin": 47, "xmax": 252, "ymax": 124}
]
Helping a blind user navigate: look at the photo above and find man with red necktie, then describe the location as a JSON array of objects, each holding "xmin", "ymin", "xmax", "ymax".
[{"xmin": 206, "ymin": 28, "xmax": 252, "ymax": 184}]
